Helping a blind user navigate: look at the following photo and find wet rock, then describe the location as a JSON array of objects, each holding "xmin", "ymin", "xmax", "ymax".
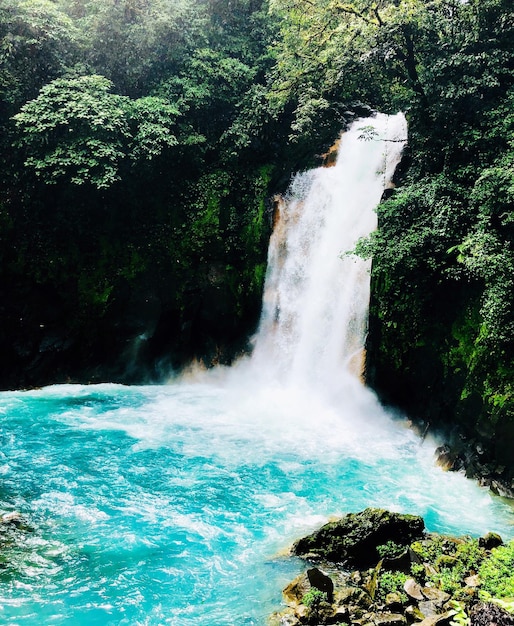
[
  {"xmin": 334, "ymin": 586, "xmax": 372, "ymax": 608},
  {"xmin": 283, "ymin": 567, "xmax": 334, "ymax": 607},
  {"xmin": 418, "ymin": 601, "xmax": 440, "ymax": 618},
  {"xmin": 382, "ymin": 549, "xmax": 412, "ymax": 574},
  {"xmin": 366, "ymin": 561, "xmax": 382, "ymax": 600},
  {"xmin": 385, "ymin": 592, "xmax": 405, "ymax": 612},
  {"xmin": 464, "ymin": 574, "xmax": 481, "ymax": 588},
  {"xmin": 307, "ymin": 567, "xmax": 334, "ymax": 602},
  {"xmin": 436, "ymin": 555, "xmax": 458, "ymax": 569},
  {"xmin": 270, "ymin": 610, "xmax": 301, "ymax": 626},
  {"xmin": 283, "ymin": 572, "xmax": 311, "ymax": 606},
  {"xmin": 478, "ymin": 533, "xmax": 503, "ymax": 550},
  {"xmin": 470, "ymin": 603, "xmax": 514, "ymax": 626},
  {"xmin": 0, "ymin": 511, "xmax": 31, "ymax": 545},
  {"xmin": 372, "ymin": 612, "xmax": 407, "ymax": 626},
  {"xmin": 332, "ymin": 604, "xmax": 350, "ymax": 623},
  {"xmin": 1, "ymin": 512, "xmax": 24, "ymax": 528},
  {"xmin": 405, "ymin": 605, "xmax": 426, "ymax": 622},
  {"xmin": 292, "ymin": 508, "xmax": 425, "ymax": 568},
  {"xmin": 435, "ymin": 445, "xmax": 459, "ymax": 471}
]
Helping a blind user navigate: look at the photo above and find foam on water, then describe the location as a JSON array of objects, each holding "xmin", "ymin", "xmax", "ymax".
[
  {"xmin": 1, "ymin": 115, "xmax": 513, "ymax": 624},
  {"xmin": 0, "ymin": 382, "xmax": 513, "ymax": 625}
]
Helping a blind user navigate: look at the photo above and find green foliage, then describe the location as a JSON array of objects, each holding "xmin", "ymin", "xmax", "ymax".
[
  {"xmin": 449, "ymin": 600, "xmax": 470, "ymax": 626},
  {"xmin": 13, "ymin": 75, "xmax": 130, "ymax": 187},
  {"xmin": 479, "ymin": 541, "xmax": 514, "ymax": 600},
  {"xmin": 13, "ymin": 75, "xmax": 187, "ymax": 187},
  {"xmin": 0, "ymin": 0, "xmax": 81, "ymax": 110},
  {"xmin": 302, "ymin": 588, "xmax": 332, "ymax": 622},
  {"xmin": 302, "ymin": 588, "xmax": 328, "ymax": 608},
  {"xmin": 158, "ymin": 47, "xmax": 256, "ymax": 144},
  {"xmin": 410, "ymin": 562, "xmax": 425, "ymax": 582},
  {"xmin": 62, "ymin": 0, "xmax": 207, "ymax": 97},
  {"xmin": 410, "ymin": 537, "xmax": 486, "ymax": 596},
  {"xmin": 376, "ymin": 571, "xmax": 408, "ymax": 604},
  {"xmin": 128, "ymin": 96, "xmax": 181, "ymax": 159},
  {"xmin": 377, "ymin": 541, "xmax": 406, "ymax": 560}
]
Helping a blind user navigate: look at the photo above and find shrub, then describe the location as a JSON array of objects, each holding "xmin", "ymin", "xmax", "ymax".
[
  {"xmin": 376, "ymin": 571, "xmax": 408, "ymax": 604},
  {"xmin": 479, "ymin": 541, "xmax": 514, "ymax": 601},
  {"xmin": 302, "ymin": 588, "xmax": 328, "ymax": 609},
  {"xmin": 377, "ymin": 541, "xmax": 406, "ymax": 560}
]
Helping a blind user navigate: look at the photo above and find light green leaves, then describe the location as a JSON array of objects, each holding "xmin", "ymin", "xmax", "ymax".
[{"xmin": 13, "ymin": 75, "xmax": 183, "ymax": 188}]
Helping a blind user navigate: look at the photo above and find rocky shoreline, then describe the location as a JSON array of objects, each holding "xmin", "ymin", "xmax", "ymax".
[
  {"xmin": 271, "ymin": 508, "xmax": 514, "ymax": 626},
  {"xmin": 434, "ymin": 439, "xmax": 514, "ymax": 501}
]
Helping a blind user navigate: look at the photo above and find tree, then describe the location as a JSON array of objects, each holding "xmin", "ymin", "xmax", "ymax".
[
  {"xmin": 0, "ymin": 0, "xmax": 81, "ymax": 112},
  {"xmin": 57, "ymin": 0, "xmax": 208, "ymax": 97},
  {"xmin": 13, "ymin": 75, "xmax": 184, "ymax": 188},
  {"xmin": 13, "ymin": 75, "xmax": 131, "ymax": 188}
]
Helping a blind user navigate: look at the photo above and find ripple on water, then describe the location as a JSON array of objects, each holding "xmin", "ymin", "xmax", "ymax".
[{"xmin": 0, "ymin": 383, "xmax": 512, "ymax": 625}]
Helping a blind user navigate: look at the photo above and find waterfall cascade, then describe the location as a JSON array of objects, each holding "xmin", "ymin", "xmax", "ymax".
[
  {"xmin": 250, "ymin": 112, "xmax": 407, "ymax": 390},
  {"xmin": 1, "ymin": 112, "xmax": 512, "ymax": 626}
]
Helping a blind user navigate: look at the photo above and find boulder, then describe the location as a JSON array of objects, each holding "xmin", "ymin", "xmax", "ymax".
[
  {"xmin": 373, "ymin": 613, "xmax": 407, "ymax": 626},
  {"xmin": 421, "ymin": 587, "xmax": 451, "ymax": 607},
  {"xmin": 417, "ymin": 611, "xmax": 455, "ymax": 626},
  {"xmin": 334, "ymin": 586, "xmax": 372, "ymax": 609},
  {"xmin": 1, "ymin": 512, "xmax": 25, "ymax": 528},
  {"xmin": 283, "ymin": 567, "xmax": 334, "ymax": 606},
  {"xmin": 404, "ymin": 579, "xmax": 424, "ymax": 601},
  {"xmin": 307, "ymin": 567, "xmax": 334, "ymax": 602},
  {"xmin": 283, "ymin": 572, "xmax": 311, "ymax": 606},
  {"xmin": 385, "ymin": 592, "xmax": 405, "ymax": 612},
  {"xmin": 418, "ymin": 601, "xmax": 440, "ymax": 618},
  {"xmin": 478, "ymin": 533, "xmax": 503, "ymax": 550},
  {"xmin": 405, "ymin": 605, "xmax": 426, "ymax": 622},
  {"xmin": 292, "ymin": 508, "xmax": 425, "ymax": 568}
]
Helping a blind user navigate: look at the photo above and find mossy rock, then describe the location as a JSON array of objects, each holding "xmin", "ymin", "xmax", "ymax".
[{"xmin": 292, "ymin": 508, "xmax": 425, "ymax": 568}]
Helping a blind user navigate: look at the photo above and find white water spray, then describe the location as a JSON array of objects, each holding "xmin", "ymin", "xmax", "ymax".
[
  {"xmin": 2, "ymin": 113, "xmax": 512, "ymax": 626},
  {"xmin": 250, "ymin": 113, "xmax": 407, "ymax": 391}
]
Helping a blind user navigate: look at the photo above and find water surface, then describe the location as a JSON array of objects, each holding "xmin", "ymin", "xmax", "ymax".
[{"xmin": 1, "ymin": 115, "xmax": 512, "ymax": 625}]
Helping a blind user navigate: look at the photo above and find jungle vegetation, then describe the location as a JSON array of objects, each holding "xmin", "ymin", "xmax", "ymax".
[{"xmin": 1, "ymin": 0, "xmax": 513, "ymax": 479}]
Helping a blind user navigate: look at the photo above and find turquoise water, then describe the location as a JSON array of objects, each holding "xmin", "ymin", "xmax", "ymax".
[
  {"xmin": 0, "ymin": 379, "xmax": 513, "ymax": 625},
  {"xmin": 1, "ymin": 115, "xmax": 513, "ymax": 624}
]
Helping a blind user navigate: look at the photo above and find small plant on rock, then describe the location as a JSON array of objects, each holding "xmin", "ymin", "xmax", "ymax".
[
  {"xmin": 479, "ymin": 540, "xmax": 514, "ymax": 602},
  {"xmin": 431, "ymin": 538, "xmax": 485, "ymax": 594},
  {"xmin": 376, "ymin": 571, "xmax": 408, "ymax": 604},
  {"xmin": 377, "ymin": 541, "xmax": 406, "ymax": 560},
  {"xmin": 302, "ymin": 588, "xmax": 331, "ymax": 623},
  {"xmin": 449, "ymin": 600, "xmax": 470, "ymax": 626}
]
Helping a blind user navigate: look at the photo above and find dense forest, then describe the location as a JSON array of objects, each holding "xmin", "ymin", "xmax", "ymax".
[{"xmin": 1, "ymin": 0, "xmax": 513, "ymax": 486}]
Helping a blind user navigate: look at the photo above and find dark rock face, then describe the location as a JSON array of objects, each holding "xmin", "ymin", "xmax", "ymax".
[
  {"xmin": 292, "ymin": 508, "xmax": 425, "ymax": 568},
  {"xmin": 306, "ymin": 567, "xmax": 334, "ymax": 602}
]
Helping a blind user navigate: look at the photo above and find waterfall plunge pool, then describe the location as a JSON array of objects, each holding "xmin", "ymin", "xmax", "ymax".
[
  {"xmin": 1, "ymin": 114, "xmax": 513, "ymax": 624},
  {"xmin": 0, "ymin": 380, "xmax": 513, "ymax": 625}
]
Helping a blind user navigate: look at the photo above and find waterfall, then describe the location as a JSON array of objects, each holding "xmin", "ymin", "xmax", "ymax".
[
  {"xmin": 3, "ymin": 112, "xmax": 513, "ymax": 626},
  {"xmin": 249, "ymin": 113, "xmax": 407, "ymax": 391}
]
